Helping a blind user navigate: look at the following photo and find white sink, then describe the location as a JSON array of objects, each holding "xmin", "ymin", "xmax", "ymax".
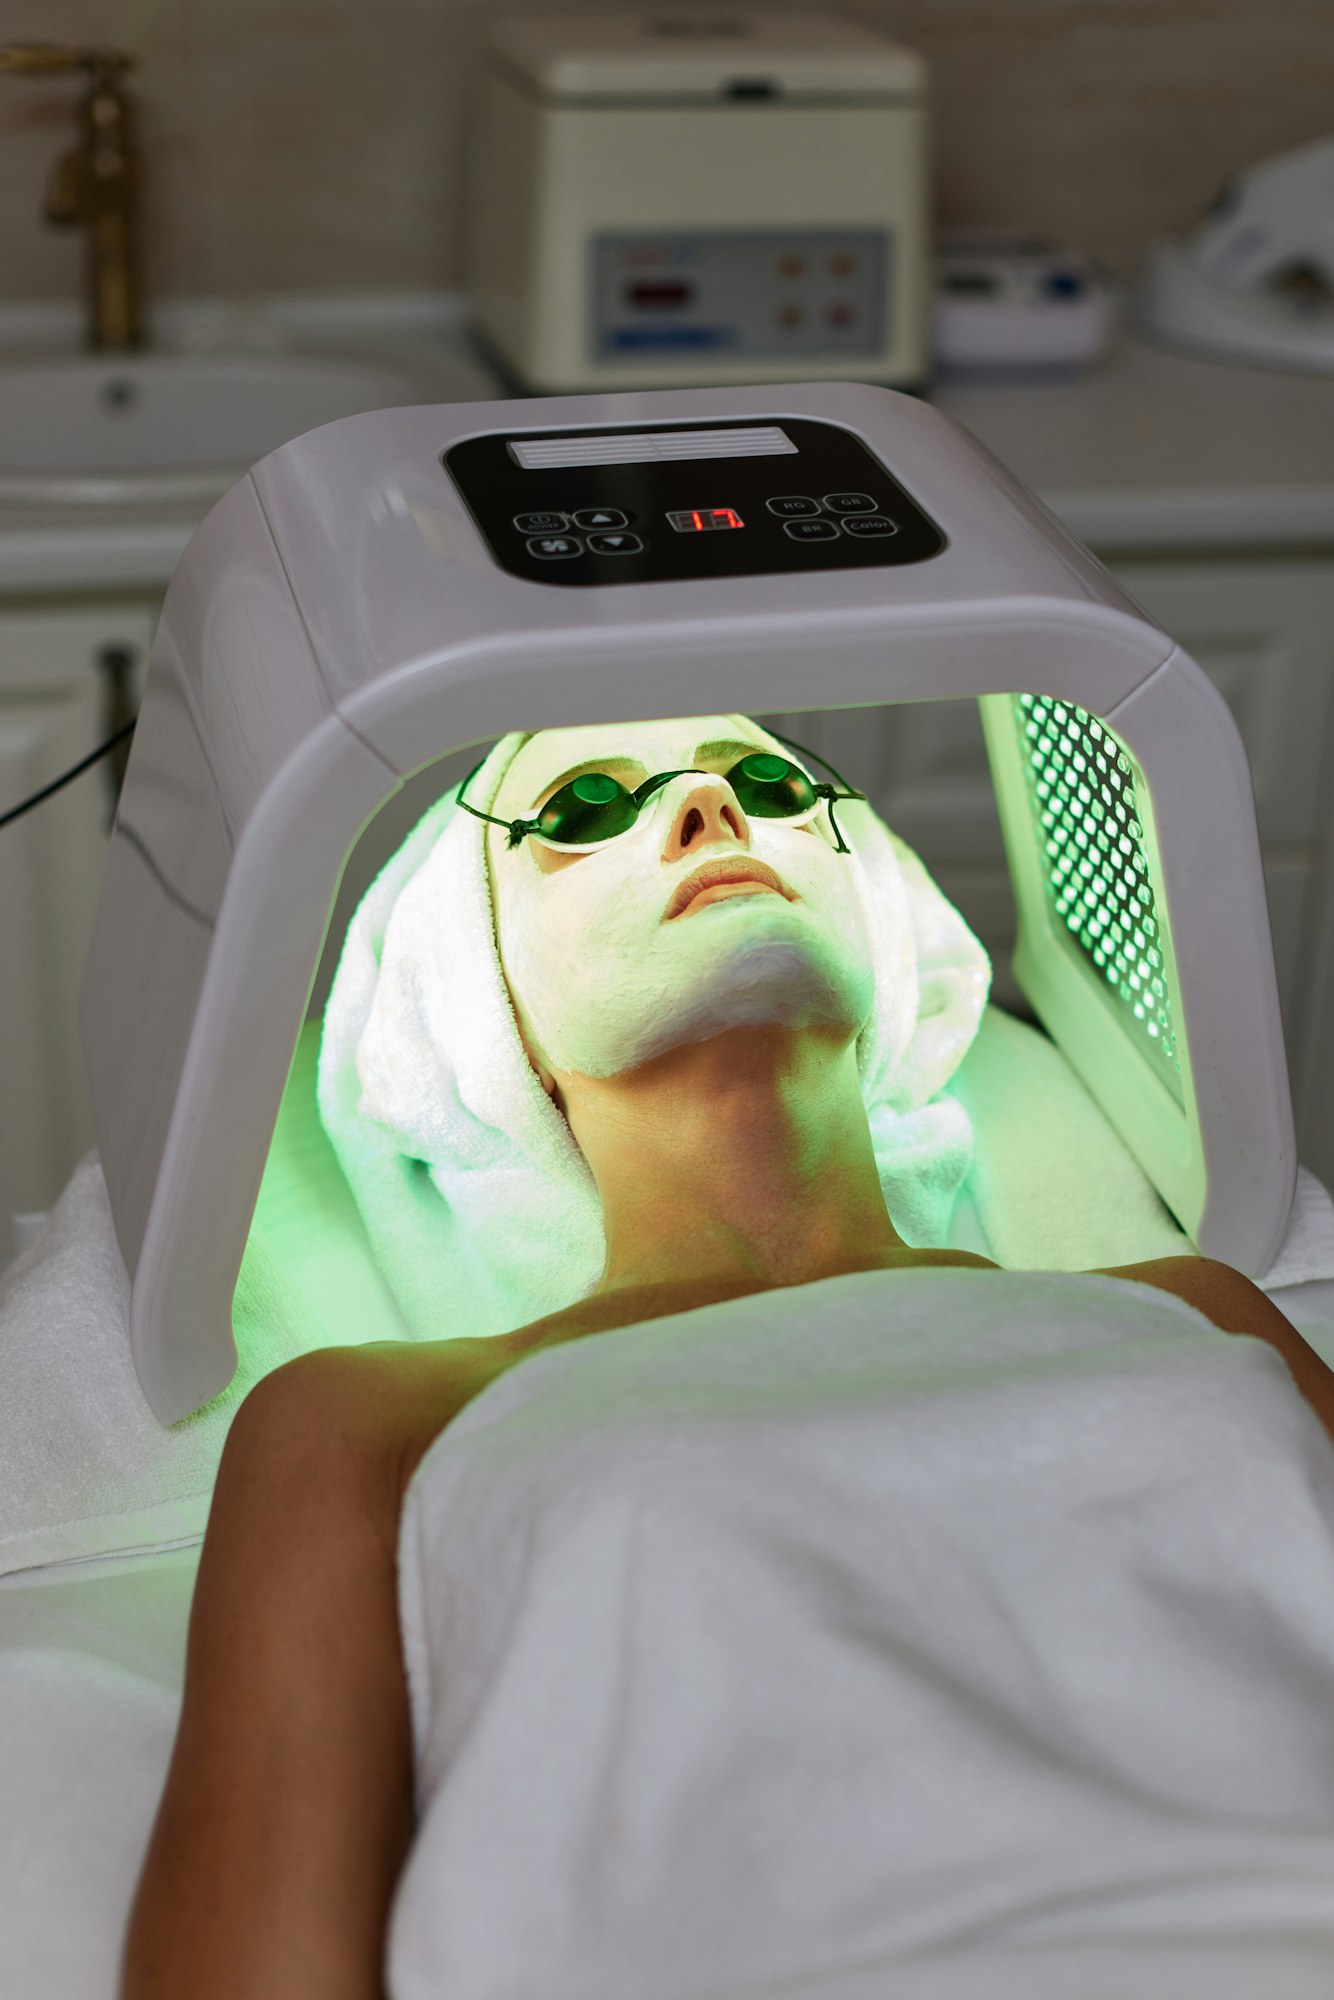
[{"xmin": 0, "ymin": 351, "xmax": 441, "ymax": 505}]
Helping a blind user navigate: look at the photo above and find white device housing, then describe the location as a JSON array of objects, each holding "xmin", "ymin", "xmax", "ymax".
[
  {"xmin": 463, "ymin": 11, "xmax": 929, "ymax": 392},
  {"xmin": 80, "ymin": 382, "xmax": 1295, "ymax": 1424},
  {"xmin": 1138, "ymin": 138, "xmax": 1334, "ymax": 374}
]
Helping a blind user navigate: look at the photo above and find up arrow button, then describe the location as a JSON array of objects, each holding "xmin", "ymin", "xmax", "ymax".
[{"xmin": 573, "ymin": 507, "xmax": 630, "ymax": 530}]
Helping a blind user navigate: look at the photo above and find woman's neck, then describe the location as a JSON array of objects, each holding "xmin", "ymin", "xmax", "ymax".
[{"xmin": 555, "ymin": 1024, "xmax": 908, "ymax": 1298}]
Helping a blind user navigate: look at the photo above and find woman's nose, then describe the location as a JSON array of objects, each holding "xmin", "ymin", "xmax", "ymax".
[{"xmin": 661, "ymin": 775, "xmax": 751, "ymax": 860}]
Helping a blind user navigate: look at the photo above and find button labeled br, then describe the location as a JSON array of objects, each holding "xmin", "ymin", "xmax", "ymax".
[
  {"xmin": 587, "ymin": 531, "xmax": 644, "ymax": 555},
  {"xmin": 783, "ymin": 518, "xmax": 840, "ymax": 542},
  {"xmin": 824, "ymin": 492, "xmax": 877, "ymax": 513},
  {"xmin": 840, "ymin": 515, "xmax": 898, "ymax": 538},
  {"xmin": 514, "ymin": 511, "xmax": 568, "ymax": 534},
  {"xmin": 573, "ymin": 507, "xmax": 629, "ymax": 530},
  {"xmin": 526, "ymin": 534, "xmax": 582, "ymax": 559},
  {"xmin": 766, "ymin": 495, "xmax": 819, "ymax": 518}
]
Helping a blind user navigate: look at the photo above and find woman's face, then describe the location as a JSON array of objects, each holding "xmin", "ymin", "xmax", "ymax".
[{"xmin": 486, "ymin": 715, "xmax": 877, "ymax": 1081}]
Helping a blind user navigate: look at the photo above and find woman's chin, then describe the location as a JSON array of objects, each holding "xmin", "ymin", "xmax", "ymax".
[{"xmin": 547, "ymin": 934, "xmax": 873, "ymax": 1080}]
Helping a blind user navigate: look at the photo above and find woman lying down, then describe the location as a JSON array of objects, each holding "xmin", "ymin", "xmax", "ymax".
[{"xmin": 122, "ymin": 716, "xmax": 1334, "ymax": 2000}]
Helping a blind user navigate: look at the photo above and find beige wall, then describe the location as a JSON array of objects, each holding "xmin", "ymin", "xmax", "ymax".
[{"xmin": 1, "ymin": 0, "xmax": 1331, "ymax": 307}]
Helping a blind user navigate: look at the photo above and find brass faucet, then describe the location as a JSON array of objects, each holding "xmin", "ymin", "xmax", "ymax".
[{"xmin": 1, "ymin": 42, "xmax": 143, "ymax": 349}]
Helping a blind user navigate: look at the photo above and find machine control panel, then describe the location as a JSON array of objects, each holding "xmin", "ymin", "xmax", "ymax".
[
  {"xmin": 444, "ymin": 418, "xmax": 945, "ymax": 587},
  {"xmin": 591, "ymin": 231, "xmax": 889, "ymax": 363}
]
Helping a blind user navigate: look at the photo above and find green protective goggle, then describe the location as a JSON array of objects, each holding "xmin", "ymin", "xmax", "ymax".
[{"xmin": 457, "ymin": 732, "xmax": 867, "ymax": 855}]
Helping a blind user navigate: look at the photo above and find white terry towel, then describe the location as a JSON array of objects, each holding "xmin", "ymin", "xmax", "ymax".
[
  {"xmin": 954, "ymin": 1005, "xmax": 1334, "ymax": 1292},
  {"xmin": 389, "ymin": 1267, "xmax": 1334, "ymax": 2000},
  {"xmin": 0, "ymin": 1155, "xmax": 344, "ymax": 1576},
  {"xmin": 318, "ymin": 727, "xmax": 992, "ymax": 1340}
]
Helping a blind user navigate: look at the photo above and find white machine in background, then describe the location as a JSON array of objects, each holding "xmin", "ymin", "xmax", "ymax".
[
  {"xmin": 933, "ymin": 230, "xmax": 1116, "ymax": 375},
  {"xmin": 79, "ymin": 382, "xmax": 1296, "ymax": 1424},
  {"xmin": 1139, "ymin": 137, "xmax": 1334, "ymax": 374},
  {"xmin": 463, "ymin": 10, "xmax": 929, "ymax": 393}
]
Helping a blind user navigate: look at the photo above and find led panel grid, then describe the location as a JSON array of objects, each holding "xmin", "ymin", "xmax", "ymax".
[{"xmin": 1015, "ymin": 693, "xmax": 1183, "ymax": 1103}]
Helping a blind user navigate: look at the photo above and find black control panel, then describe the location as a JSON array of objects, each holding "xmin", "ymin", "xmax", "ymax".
[{"xmin": 443, "ymin": 417, "xmax": 945, "ymax": 587}]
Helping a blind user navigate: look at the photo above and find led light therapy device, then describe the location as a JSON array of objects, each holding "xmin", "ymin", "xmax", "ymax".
[{"xmin": 80, "ymin": 384, "xmax": 1295, "ymax": 1424}]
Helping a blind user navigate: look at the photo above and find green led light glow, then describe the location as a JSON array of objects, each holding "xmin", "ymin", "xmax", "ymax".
[{"xmin": 1015, "ymin": 693, "xmax": 1182, "ymax": 1098}]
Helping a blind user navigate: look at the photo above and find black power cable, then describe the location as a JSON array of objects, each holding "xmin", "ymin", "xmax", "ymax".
[{"xmin": 0, "ymin": 717, "xmax": 138, "ymax": 830}]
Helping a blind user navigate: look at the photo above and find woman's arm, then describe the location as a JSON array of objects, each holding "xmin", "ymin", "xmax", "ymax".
[
  {"xmin": 120, "ymin": 1343, "xmax": 483, "ymax": 2000},
  {"xmin": 1094, "ymin": 1255, "xmax": 1334, "ymax": 1450}
]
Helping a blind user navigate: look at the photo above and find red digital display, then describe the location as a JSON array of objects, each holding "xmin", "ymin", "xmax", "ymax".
[
  {"xmin": 628, "ymin": 281, "xmax": 695, "ymax": 308},
  {"xmin": 666, "ymin": 506, "xmax": 746, "ymax": 533}
]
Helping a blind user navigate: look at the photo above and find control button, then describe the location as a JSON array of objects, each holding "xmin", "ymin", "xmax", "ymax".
[
  {"xmin": 783, "ymin": 518, "xmax": 840, "ymax": 542},
  {"xmin": 840, "ymin": 515, "xmax": 899, "ymax": 539},
  {"xmin": 777, "ymin": 252, "xmax": 805, "ymax": 278},
  {"xmin": 586, "ymin": 531, "xmax": 644, "ymax": 555},
  {"xmin": 829, "ymin": 251, "xmax": 857, "ymax": 277},
  {"xmin": 776, "ymin": 303, "xmax": 805, "ymax": 328},
  {"xmin": 572, "ymin": 507, "xmax": 630, "ymax": 530},
  {"xmin": 826, "ymin": 301, "xmax": 856, "ymax": 328},
  {"xmin": 823, "ymin": 492, "xmax": 877, "ymax": 513},
  {"xmin": 526, "ymin": 534, "xmax": 582, "ymax": 559},
  {"xmin": 766, "ymin": 495, "xmax": 820, "ymax": 518},
  {"xmin": 514, "ymin": 511, "xmax": 568, "ymax": 534}
]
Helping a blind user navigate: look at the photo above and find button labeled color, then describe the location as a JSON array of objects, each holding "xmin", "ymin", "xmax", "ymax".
[
  {"xmin": 526, "ymin": 534, "xmax": 582, "ymax": 559},
  {"xmin": 823, "ymin": 492, "xmax": 877, "ymax": 513},
  {"xmin": 783, "ymin": 518, "xmax": 840, "ymax": 542},
  {"xmin": 766, "ymin": 495, "xmax": 819, "ymax": 518},
  {"xmin": 514, "ymin": 511, "xmax": 568, "ymax": 533},
  {"xmin": 840, "ymin": 515, "xmax": 899, "ymax": 538}
]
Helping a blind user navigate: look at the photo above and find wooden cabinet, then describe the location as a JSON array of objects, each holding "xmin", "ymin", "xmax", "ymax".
[{"xmin": 0, "ymin": 603, "xmax": 155, "ymax": 1223}]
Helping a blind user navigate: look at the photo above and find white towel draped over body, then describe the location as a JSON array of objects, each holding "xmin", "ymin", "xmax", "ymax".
[{"xmin": 389, "ymin": 1268, "xmax": 1334, "ymax": 2000}]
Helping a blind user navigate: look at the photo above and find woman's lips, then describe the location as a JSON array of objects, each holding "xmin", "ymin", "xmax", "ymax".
[
  {"xmin": 682, "ymin": 880, "xmax": 778, "ymax": 913},
  {"xmin": 664, "ymin": 857, "xmax": 795, "ymax": 921}
]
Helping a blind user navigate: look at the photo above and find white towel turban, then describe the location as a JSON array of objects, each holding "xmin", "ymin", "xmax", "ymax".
[{"xmin": 317, "ymin": 725, "xmax": 991, "ymax": 1339}]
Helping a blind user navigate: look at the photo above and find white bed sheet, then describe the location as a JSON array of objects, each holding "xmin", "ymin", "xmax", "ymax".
[{"xmin": 0, "ymin": 1546, "xmax": 200, "ymax": 2000}]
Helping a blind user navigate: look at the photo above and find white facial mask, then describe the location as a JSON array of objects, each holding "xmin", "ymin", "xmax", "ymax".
[{"xmin": 487, "ymin": 716, "xmax": 877, "ymax": 1081}]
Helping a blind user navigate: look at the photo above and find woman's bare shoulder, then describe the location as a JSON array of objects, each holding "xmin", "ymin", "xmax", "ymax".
[
  {"xmin": 239, "ymin": 1336, "xmax": 524, "ymax": 1527},
  {"xmin": 242, "ymin": 1295, "xmax": 695, "ymax": 1519},
  {"xmin": 1089, "ymin": 1253, "xmax": 1264, "ymax": 1328}
]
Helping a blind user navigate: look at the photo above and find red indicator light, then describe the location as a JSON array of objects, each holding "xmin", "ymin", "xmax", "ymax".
[
  {"xmin": 667, "ymin": 506, "xmax": 746, "ymax": 533},
  {"xmin": 628, "ymin": 281, "xmax": 694, "ymax": 308}
]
